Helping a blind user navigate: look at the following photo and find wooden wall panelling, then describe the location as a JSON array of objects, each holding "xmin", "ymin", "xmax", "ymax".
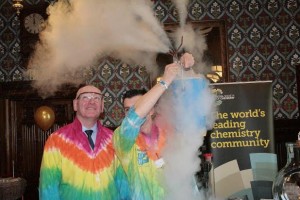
[
  {"xmin": 0, "ymin": 99, "xmax": 10, "ymax": 177},
  {"xmin": 274, "ymin": 119, "xmax": 300, "ymax": 170},
  {"xmin": 17, "ymin": 100, "xmax": 75, "ymax": 199},
  {"xmin": 0, "ymin": 99, "xmax": 18, "ymax": 177},
  {"xmin": 0, "ymin": 81, "xmax": 78, "ymax": 199},
  {"xmin": 0, "ymin": 99, "xmax": 5, "ymax": 176},
  {"xmin": 274, "ymin": 65, "xmax": 300, "ymax": 170},
  {"xmin": 297, "ymin": 65, "xmax": 300, "ymax": 114}
]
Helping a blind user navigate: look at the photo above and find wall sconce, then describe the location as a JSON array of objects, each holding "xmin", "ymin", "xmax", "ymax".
[
  {"xmin": 206, "ymin": 65, "xmax": 223, "ymax": 83},
  {"xmin": 211, "ymin": 65, "xmax": 223, "ymax": 77},
  {"xmin": 12, "ymin": 0, "xmax": 23, "ymax": 15}
]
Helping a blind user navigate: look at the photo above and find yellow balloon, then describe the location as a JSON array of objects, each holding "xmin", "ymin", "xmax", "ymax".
[{"xmin": 34, "ymin": 106, "xmax": 55, "ymax": 131}]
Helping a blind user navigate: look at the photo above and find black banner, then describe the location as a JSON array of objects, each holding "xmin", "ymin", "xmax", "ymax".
[{"xmin": 208, "ymin": 81, "xmax": 276, "ymax": 199}]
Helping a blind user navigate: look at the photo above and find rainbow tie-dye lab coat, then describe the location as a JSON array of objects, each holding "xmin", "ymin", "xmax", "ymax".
[
  {"xmin": 113, "ymin": 108, "xmax": 165, "ymax": 200},
  {"xmin": 39, "ymin": 118, "xmax": 130, "ymax": 200}
]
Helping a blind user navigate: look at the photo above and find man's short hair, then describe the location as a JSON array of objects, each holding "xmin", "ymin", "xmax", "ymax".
[
  {"xmin": 156, "ymin": 53, "xmax": 173, "ymax": 68},
  {"xmin": 122, "ymin": 89, "xmax": 147, "ymax": 102}
]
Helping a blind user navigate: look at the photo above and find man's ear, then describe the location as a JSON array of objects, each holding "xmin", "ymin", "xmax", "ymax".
[
  {"xmin": 151, "ymin": 113, "xmax": 157, "ymax": 120},
  {"xmin": 99, "ymin": 110, "xmax": 105, "ymax": 120},
  {"xmin": 73, "ymin": 99, "xmax": 78, "ymax": 111},
  {"xmin": 149, "ymin": 108, "xmax": 156, "ymax": 119},
  {"xmin": 100, "ymin": 99, "xmax": 104, "ymax": 113}
]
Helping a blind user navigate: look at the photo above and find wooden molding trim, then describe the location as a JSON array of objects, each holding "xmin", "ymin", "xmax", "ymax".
[{"xmin": 0, "ymin": 81, "xmax": 79, "ymax": 100}]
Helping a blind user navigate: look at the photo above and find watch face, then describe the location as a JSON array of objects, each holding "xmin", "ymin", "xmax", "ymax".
[{"xmin": 24, "ymin": 13, "xmax": 45, "ymax": 34}]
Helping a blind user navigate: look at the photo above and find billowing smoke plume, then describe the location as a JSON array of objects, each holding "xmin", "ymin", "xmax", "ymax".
[
  {"xmin": 27, "ymin": 0, "xmax": 171, "ymax": 97},
  {"xmin": 158, "ymin": 74, "xmax": 216, "ymax": 200},
  {"xmin": 172, "ymin": 0, "xmax": 189, "ymax": 27}
]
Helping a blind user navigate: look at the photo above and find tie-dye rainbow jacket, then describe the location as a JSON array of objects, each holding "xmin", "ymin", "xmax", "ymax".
[
  {"xmin": 113, "ymin": 108, "xmax": 165, "ymax": 200},
  {"xmin": 39, "ymin": 117, "xmax": 130, "ymax": 200}
]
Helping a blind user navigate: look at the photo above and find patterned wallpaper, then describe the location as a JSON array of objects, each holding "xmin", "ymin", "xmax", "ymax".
[{"xmin": 0, "ymin": 0, "xmax": 299, "ymax": 127}]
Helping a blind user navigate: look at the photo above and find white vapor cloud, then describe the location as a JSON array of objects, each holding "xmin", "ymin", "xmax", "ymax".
[{"xmin": 27, "ymin": 0, "xmax": 171, "ymax": 97}]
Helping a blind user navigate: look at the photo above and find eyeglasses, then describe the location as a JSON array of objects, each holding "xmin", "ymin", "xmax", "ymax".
[{"xmin": 76, "ymin": 92, "xmax": 102, "ymax": 103}]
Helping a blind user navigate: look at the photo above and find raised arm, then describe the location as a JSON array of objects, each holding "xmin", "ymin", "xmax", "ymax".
[{"xmin": 134, "ymin": 53, "xmax": 195, "ymax": 118}]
